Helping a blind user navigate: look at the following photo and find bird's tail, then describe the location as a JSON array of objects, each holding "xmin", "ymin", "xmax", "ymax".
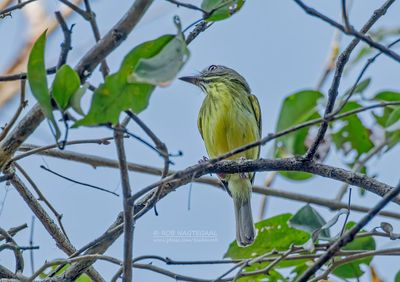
[{"xmin": 229, "ymin": 175, "xmax": 255, "ymax": 247}]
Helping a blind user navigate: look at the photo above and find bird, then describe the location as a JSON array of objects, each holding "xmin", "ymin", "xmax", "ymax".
[{"xmin": 179, "ymin": 65, "xmax": 261, "ymax": 247}]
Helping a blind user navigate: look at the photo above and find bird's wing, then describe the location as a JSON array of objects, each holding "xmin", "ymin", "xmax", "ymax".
[
  {"xmin": 249, "ymin": 94, "xmax": 262, "ymax": 184},
  {"xmin": 249, "ymin": 94, "xmax": 262, "ymax": 140}
]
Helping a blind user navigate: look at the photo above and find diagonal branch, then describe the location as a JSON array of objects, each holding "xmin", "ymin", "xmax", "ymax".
[
  {"xmin": 297, "ymin": 180, "xmax": 400, "ymax": 281},
  {"xmin": 294, "ymin": 0, "xmax": 400, "ymax": 62},
  {"xmin": 300, "ymin": 0, "xmax": 396, "ymax": 160}
]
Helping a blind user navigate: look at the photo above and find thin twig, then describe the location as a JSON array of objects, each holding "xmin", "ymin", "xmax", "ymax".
[
  {"xmin": 258, "ymin": 171, "xmax": 277, "ymax": 220},
  {"xmin": 335, "ymin": 138, "xmax": 390, "ymax": 201},
  {"xmin": 0, "ymin": 0, "xmax": 37, "ymax": 18},
  {"xmin": 58, "ymin": 0, "xmax": 88, "ymax": 19},
  {"xmin": 341, "ymin": 0, "xmax": 351, "ymax": 32},
  {"xmin": 125, "ymin": 111, "xmax": 170, "ymax": 215},
  {"xmin": 0, "ymin": 224, "xmax": 28, "ymax": 241},
  {"xmin": 55, "ymin": 11, "xmax": 74, "ymax": 69},
  {"xmin": 0, "ymin": 67, "xmax": 57, "ymax": 82},
  {"xmin": 333, "ymin": 37, "xmax": 400, "ymax": 115},
  {"xmin": 165, "ymin": 0, "xmax": 207, "ymax": 13},
  {"xmin": 14, "ymin": 163, "xmax": 71, "ymax": 241},
  {"xmin": 0, "ymin": 79, "xmax": 27, "ymax": 142},
  {"xmin": 114, "ymin": 125, "xmax": 134, "ymax": 282},
  {"xmin": 29, "ymin": 216, "xmax": 35, "ymax": 275},
  {"xmin": 39, "ymin": 165, "xmax": 119, "ymax": 196},
  {"xmin": 294, "ymin": 0, "xmax": 400, "ymax": 62},
  {"xmin": 82, "ymin": 0, "xmax": 109, "ymax": 77},
  {"xmin": 11, "ymin": 136, "xmax": 113, "ymax": 163}
]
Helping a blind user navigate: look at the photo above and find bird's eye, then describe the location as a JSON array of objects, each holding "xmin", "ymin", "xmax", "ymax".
[{"xmin": 208, "ymin": 65, "xmax": 217, "ymax": 71}]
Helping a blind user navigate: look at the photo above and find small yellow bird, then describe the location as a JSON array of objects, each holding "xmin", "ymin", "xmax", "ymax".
[{"xmin": 180, "ymin": 65, "xmax": 261, "ymax": 246}]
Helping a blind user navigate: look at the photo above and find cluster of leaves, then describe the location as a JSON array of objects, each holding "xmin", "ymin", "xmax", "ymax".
[
  {"xmin": 27, "ymin": 0, "xmax": 245, "ymax": 141},
  {"xmin": 225, "ymin": 205, "xmax": 376, "ymax": 281},
  {"xmin": 273, "ymin": 79, "xmax": 400, "ymax": 181}
]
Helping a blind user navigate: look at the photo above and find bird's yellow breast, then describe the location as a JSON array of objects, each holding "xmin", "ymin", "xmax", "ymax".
[{"xmin": 198, "ymin": 83, "xmax": 260, "ymax": 161}]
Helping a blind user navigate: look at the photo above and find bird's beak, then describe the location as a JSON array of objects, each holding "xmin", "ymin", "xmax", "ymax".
[{"xmin": 179, "ymin": 75, "xmax": 201, "ymax": 86}]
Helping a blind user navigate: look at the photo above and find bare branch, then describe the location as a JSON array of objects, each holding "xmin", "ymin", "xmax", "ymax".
[
  {"xmin": 0, "ymin": 0, "xmax": 37, "ymax": 18},
  {"xmin": 294, "ymin": 0, "xmax": 400, "ymax": 62},
  {"xmin": 0, "ymin": 80, "xmax": 27, "ymax": 142},
  {"xmin": 18, "ymin": 145, "xmax": 400, "ymax": 219},
  {"xmin": 0, "ymin": 224, "xmax": 28, "ymax": 241},
  {"xmin": 7, "ymin": 171, "xmax": 105, "ymax": 282},
  {"xmin": 14, "ymin": 163, "xmax": 70, "ymax": 240},
  {"xmin": 55, "ymin": 11, "xmax": 73, "ymax": 69},
  {"xmin": 114, "ymin": 125, "xmax": 134, "ymax": 282},
  {"xmin": 75, "ymin": 0, "xmax": 154, "ymax": 80}
]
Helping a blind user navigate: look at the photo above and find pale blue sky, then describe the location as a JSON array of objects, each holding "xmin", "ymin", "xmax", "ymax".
[{"xmin": 1, "ymin": 1, "xmax": 400, "ymax": 281}]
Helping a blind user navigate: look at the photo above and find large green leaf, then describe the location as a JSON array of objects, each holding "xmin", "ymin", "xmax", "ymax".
[
  {"xmin": 27, "ymin": 30, "xmax": 60, "ymax": 139},
  {"xmin": 224, "ymin": 213, "xmax": 310, "ymax": 259},
  {"xmin": 74, "ymin": 35, "xmax": 174, "ymax": 127},
  {"xmin": 333, "ymin": 221, "xmax": 376, "ymax": 279},
  {"xmin": 128, "ymin": 33, "xmax": 190, "ymax": 86},
  {"xmin": 274, "ymin": 90, "xmax": 323, "ymax": 180},
  {"xmin": 289, "ymin": 204, "xmax": 330, "ymax": 238},
  {"xmin": 52, "ymin": 64, "xmax": 81, "ymax": 111},
  {"xmin": 201, "ymin": 0, "xmax": 244, "ymax": 21},
  {"xmin": 331, "ymin": 102, "xmax": 374, "ymax": 157}
]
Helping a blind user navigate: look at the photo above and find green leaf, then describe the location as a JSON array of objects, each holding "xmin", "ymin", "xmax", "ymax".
[
  {"xmin": 289, "ymin": 204, "xmax": 330, "ymax": 238},
  {"xmin": 202, "ymin": 0, "xmax": 244, "ymax": 21},
  {"xmin": 395, "ymin": 270, "xmax": 400, "ymax": 282},
  {"xmin": 386, "ymin": 107, "xmax": 400, "ymax": 130},
  {"xmin": 373, "ymin": 107, "xmax": 393, "ymax": 128},
  {"xmin": 128, "ymin": 33, "xmax": 190, "ymax": 86},
  {"xmin": 27, "ymin": 29, "xmax": 60, "ymax": 139},
  {"xmin": 224, "ymin": 213, "xmax": 310, "ymax": 259},
  {"xmin": 274, "ymin": 90, "xmax": 324, "ymax": 180},
  {"xmin": 70, "ymin": 82, "xmax": 89, "ymax": 116},
  {"xmin": 52, "ymin": 64, "xmax": 81, "ymax": 111},
  {"xmin": 373, "ymin": 91, "xmax": 400, "ymax": 102},
  {"xmin": 387, "ymin": 130, "xmax": 400, "ymax": 151},
  {"xmin": 74, "ymin": 35, "xmax": 174, "ymax": 127},
  {"xmin": 343, "ymin": 78, "xmax": 371, "ymax": 97},
  {"xmin": 331, "ymin": 102, "xmax": 374, "ymax": 157},
  {"xmin": 333, "ymin": 221, "xmax": 376, "ymax": 279}
]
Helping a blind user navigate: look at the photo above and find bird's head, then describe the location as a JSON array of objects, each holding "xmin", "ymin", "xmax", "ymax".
[{"xmin": 179, "ymin": 65, "xmax": 251, "ymax": 94}]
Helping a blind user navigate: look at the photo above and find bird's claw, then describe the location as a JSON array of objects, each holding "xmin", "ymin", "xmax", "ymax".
[{"xmin": 198, "ymin": 156, "xmax": 209, "ymax": 164}]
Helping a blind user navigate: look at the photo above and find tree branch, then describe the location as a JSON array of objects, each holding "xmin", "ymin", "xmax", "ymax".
[{"xmin": 114, "ymin": 125, "xmax": 134, "ymax": 282}]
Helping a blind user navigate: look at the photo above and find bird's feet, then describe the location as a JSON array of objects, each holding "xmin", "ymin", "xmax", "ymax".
[
  {"xmin": 198, "ymin": 156, "xmax": 209, "ymax": 164},
  {"xmin": 198, "ymin": 156, "xmax": 216, "ymax": 177}
]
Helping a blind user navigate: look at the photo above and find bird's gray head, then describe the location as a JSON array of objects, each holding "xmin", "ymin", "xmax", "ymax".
[{"xmin": 179, "ymin": 65, "xmax": 251, "ymax": 94}]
